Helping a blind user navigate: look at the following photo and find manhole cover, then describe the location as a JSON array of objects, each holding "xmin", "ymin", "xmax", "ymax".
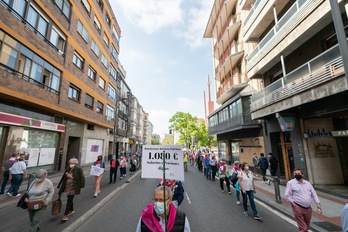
[{"xmin": 312, "ymin": 221, "xmax": 342, "ymax": 232}]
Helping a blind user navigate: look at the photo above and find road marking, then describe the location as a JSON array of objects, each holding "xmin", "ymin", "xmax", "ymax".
[
  {"xmin": 185, "ymin": 191, "xmax": 191, "ymax": 204},
  {"xmin": 255, "ymin": 199, "xmax": 312, "ymax": 232}
]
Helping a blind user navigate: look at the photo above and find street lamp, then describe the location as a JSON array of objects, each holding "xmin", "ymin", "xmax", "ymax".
[{"xmin": 114, "ymin": 92, "xmax": 130, "ymax": 159}]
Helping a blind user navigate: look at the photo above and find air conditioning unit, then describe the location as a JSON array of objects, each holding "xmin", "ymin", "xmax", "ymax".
[{"xmin": 106, "ymin": 116, "xmax": 111, "ymax": 121}]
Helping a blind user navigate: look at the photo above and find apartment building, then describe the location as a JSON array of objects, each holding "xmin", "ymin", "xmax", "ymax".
[
  {"xmin": 205, "ymin": 0, "xmax": 348, "ymax": 185},
  {"xmin": 204, "ymin": 0, "xmax": 264, "ymax": 165},
  {"xmin": 0, "ymin": 0, "xmax": 128, "ymax": 172}
]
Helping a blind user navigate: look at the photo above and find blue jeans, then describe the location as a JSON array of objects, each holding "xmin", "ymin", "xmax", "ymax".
[
  {"xmin": 242, "ymin": 190, "xmax": 259, "ymax": 216},
  {"xmin": 0, "ymin": 170, "xmax": 9, "ymax": 194},
  {"xmin": 11, "ymin": 174, "xmax": 24, "ymax": 196}
]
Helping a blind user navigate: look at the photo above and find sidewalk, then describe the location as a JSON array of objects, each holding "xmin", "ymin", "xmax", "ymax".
[{"xmin": 253, "ymin": 175, "xmax": 345, "ymax": 232}]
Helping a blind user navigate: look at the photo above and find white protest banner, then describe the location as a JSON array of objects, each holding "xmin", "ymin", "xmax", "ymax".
[
  {"xmin": 90, "ymin": 165, "xmax": 104, "ymax": 176},
  {"xmin": 142, "ymin": 145, "xmax": 184, "ymax": 181}
]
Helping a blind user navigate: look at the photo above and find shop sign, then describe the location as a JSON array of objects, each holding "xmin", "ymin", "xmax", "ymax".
[
  {"xmin": 331, "ymin": 130, "xmax": 348, "ymax": 137},
  {"xmin": 304, "ymin": 129, "xmax": 332, "ymax": 138},
  {"xmin": 0, "ymin": 112, "xmax": 65, "ymax": 132}
]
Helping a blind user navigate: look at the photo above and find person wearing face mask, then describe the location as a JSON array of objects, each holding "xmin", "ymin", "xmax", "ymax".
[
  {"xmin": 58, "ymin": 158, "xmax": 85, "ymax": 222},
  {"xmin": 285, "ymin": 168, "xmax": 321, "ymax": 232},
  {"xmin": 25, "ymin": 169, "xmax": 54, "ymax": 231},
  {"xmin": 238, "ymin": 162, "xmax": 262, "ymax": 220},
  {"xmin": 136, "ymin": 185, "xmax": 191, "ymax": 232}
]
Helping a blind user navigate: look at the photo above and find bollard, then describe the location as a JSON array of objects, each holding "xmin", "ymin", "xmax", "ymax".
[{"xmin": 273, "ymin": 176, "xmax": 282, "ymax": 203}]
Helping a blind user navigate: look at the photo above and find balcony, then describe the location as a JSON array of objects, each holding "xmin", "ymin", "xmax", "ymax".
[
  {"xmin": 209, "ymin": 112, "xmax": 258, "ymax": 135},
  {"xmin": 203, "ymin": 0, "xmax": 237, "ymax": 38},
  {"xmin": 247, "ymin": 0, "xmax": 324, "ymax": 73},
  {"xmin": 213, "ymin": 14, "xmax": 241, "ymax": 58},
  {"xmin": 216, "ymin": 73, "xmax": 247, "ymax": 104},
  {"xmin": 250, "ymin": 42, "xmax": 345, "ymax": 119},
  {"xmin": 240, "ymin": 0, "xmax": 254, "ymax": 10}
]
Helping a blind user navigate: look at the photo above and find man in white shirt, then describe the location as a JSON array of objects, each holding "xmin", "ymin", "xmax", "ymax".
[{"xmin": 7, "ymin": 156, "xmax": 27, "ymax": 197}]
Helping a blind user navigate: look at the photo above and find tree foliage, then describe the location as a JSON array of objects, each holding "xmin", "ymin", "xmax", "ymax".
[{"xmin": 168, "ymin": 111, "xmax": 216, "ymax": 149}]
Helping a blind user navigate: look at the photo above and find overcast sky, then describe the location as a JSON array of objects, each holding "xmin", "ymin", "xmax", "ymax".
[{"xmin": 110, "ymin": 0, "xmax": 214, "ymax": 137}]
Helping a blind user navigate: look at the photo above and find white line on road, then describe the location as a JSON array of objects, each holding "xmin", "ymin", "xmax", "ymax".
[
  {"xmin": 185, "ymin": 191, "xmax": 191, "ymax": 204},
  {"xmin": 255, "ymin": 199, "xmax": 312, "ymax": 232}
]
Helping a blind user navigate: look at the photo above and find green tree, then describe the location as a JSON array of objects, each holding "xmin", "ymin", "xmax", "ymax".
[
  {"xmin": 169, "ymin": 112, "xmax": 198, "ymax": 148},
  {"xmin": 151, "ymin": 138, "xmax": 160, "ymax": 145},
  {"xmin": 161, "ymin": 134, "xmax": 174, "ymax": 145},
  {"xmin": 195, "ymin": 120, "xmax": 217, "ymax": 148}
]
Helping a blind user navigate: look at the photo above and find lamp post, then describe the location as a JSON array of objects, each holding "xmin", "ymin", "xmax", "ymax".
[{"xmin": 114, "ymin": 93, "xmax": 130, "ymax": 159}]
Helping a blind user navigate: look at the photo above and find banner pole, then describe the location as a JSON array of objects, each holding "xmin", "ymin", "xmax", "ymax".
[{"xmin": 163, "ymin": 150, "xmax": 168, "ymax": 232}]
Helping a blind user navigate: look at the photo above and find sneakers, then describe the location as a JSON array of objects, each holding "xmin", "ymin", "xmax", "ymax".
[
  {"xmin": 221, "ymin": 190, "xmax": 225, "ymax": 193},
  {"xmin": 254, "ymin": 215, "xmax": 262, "ymax": 220},
  {"xmin": 228, "ymin": 192, "xmax": 231, "ymax": 195},
  {"xmin": 61, "ymin": 215, "xmax": 68, "ymax": 221},
  {"xmin": 236, "ymin": 201, "xmax": 241, "ymax": 205},
  {"xmin": 13, "ymin": 194, "xmax": 21, "ymax": 197},
  {"xmin": 244, "ymin": 211, "xmax": 248, "ymax": 217},
  {"xmin": 267, "ymin": 180, "xmax": 271, "ymax": 185},
  {"xmin": 67, "ymin": 210, "xmax": 75, "ymax": 216},
  {"xmin": 94, "ymin": 193, "xmax": 98, "ymax": 198},
  {"xmin": 6, "ymin": 192, "xmax": 12, "ymax": 196}
]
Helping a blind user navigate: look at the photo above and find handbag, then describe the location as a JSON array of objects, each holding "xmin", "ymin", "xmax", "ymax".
[
  {"xmin": 17, "ymin": 193, "xmax": 29, "ymax": 209},
  {"xmin": 51, "ymin": 196, "xmax": 62, "ymax": 215},
  {"xmin": 27, "ymin": 200, "xmax": 44, "ymax": 211},
  {"xmin": 17, "ymin": 181, "xmax": 35, "ymax": 210}
]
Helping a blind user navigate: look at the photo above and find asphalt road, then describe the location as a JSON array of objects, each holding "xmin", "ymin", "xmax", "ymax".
[{"xmin": 76, "ymin": 165, "xmax": 298, "ymax": 232}]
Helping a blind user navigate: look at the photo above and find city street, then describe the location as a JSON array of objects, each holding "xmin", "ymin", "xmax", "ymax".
[{"xmin": 76, "ymin": 165, "xmax": 298, "ymax": 232}]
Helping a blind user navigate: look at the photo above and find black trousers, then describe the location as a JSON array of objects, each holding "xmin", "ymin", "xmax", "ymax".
[
  {"xmin": 64, "ymin": 195, "xmax": 75, "ymax": 215},
  {"xmin": 109, "ymin": 168, "xmax": 118, "ymax": 183}
]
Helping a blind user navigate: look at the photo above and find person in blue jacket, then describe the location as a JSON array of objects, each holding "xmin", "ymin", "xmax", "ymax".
[{"xmin": 257, "ymin": 153, "xmax": 269, "ymax": 184}]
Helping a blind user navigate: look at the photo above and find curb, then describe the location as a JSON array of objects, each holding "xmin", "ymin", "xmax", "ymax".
[{"xmin": 61, "ymin": 171, "xmax": 141, "ymax": 232}]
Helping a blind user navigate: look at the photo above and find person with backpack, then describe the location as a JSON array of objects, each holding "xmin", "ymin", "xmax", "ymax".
[
  {"xmin": 257, "ymin": 153, "xmax": 269, "ymax": 184},
  {"xmin": 159, "ymin": 179, "xmax": 185, "ymax": 208},
  {"xmin": 231, "ymin": 161, "xmax": 241, "ymax": 205}
]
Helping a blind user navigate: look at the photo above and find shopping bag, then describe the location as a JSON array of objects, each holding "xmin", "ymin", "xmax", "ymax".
[
  {"xmin": 90, "ymin": 165, "xmax": 105, "ymax": 176},
  {"xmin": 51, "ymin": 198, "xmax": 62, "ymax": 215}
]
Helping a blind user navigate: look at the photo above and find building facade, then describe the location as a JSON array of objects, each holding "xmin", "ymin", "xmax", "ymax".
[
  {"xmin": 205, "ymin": 0, "xmax": 348, "ymax": 185},
  {"xmin": 0, "ymin": 0, "xmax": 131, "ymax": 173}
]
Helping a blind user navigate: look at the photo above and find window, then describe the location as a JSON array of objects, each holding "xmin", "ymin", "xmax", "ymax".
[
  {"xmin": 4, "ymin": 0, "xmax": 27, "ymax": 18},
  {"xmin": 106, "ymin": 105, "xmax": 114, "ymax": 119},
  {"xmin": 0, "ymin": 44, "xmax": 18, "ymax": 69},
  {"xmin": 68, "ymin": 85, "xmax": 80, "ymax": 101},
  {"xmin": 50, "ymin": 26, "xmax": 66, "ymax": 54},
  {"xmin": 96, "ymin": 0, "xmax": 103, "ymax": 10},
  {"xmin": 77, "ymin": 20, "xmax": 88, "ymax": 42},
  {"xmin": 107, "ymin": 84, "xmax": 116, "ymax": 101},
  {"xmin": 105, "ymin": 13, "xmax": 111, "ymax": 26},
  {"xmin": 109, "ymin": 64, "xmax": 116, "ymax": 80},
  {"xmin": 27, "ymin": 5, "xmax": 48, "ymax": 37},
  {"xmin": 99, "ymin": 77, "xmax": 105, "ymax": 89},
  {"xmin": 111, "ymin": 45, "xmax": 119, "ymax": 63},
  {"xmin": 101, "ymin": 54, "xmax": 107, "ymax": 68},
  {"xmin": 103, "ymin": 33, "xmax": 109, "ymax": 46},
  {"xmin": 81, "ymin": 0, "xmax": 91, "ymax": 14},
  {"xmin": 87, "ymin": 66, "xmax": 96, "ymax": 81},
  {"xmin": 112, "ymin": 26, "xmax": 119, "ymax": 45},
  {"xmin": 91, "ymin": 40, "xmax": 100, "ymax": 57},
  {"xmin": 52, "ymin": 0, "xmax": 71, "ymax": 19},
  {"xmin": 73, "ymin": 52, "xmax": 84, "ymax": 69},
  {"xmin": 85, "ymin": 94, "xmax": 94, "ymax": 108},
  {"xmin": 96, "ymin": 101, "xmax": 103, "ymax": 113},
  {"xmin": 94, "ymin": 16, "xmax": 101, "ymax": 33}
]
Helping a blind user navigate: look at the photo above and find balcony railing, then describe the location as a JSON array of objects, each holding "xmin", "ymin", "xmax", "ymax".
[
  {"xmin": 250, "ymin": 42, "xmax": 345, "ymax": 112},
  {"xmin": 209, "ymin": 112, "xmax": 256, "ymax": 134},
  {"xmin": 243, "ymin": 0, "xmax": 264, "ymax": 28},
  {"xmin": 247, "ymin": 0, "xmax": 323, "ymax": 71}
]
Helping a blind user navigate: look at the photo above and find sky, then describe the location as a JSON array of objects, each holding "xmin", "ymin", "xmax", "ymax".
[{"xmin": 110, "ymin": 0, "xmax": 214, "ymax": 137}]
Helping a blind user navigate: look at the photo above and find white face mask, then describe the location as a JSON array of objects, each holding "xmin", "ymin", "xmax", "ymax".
[
  {"xmin": 35, "ymin": 178, "xmax": 43, "ymax": 182},
  {"xmin": 154, "ymin": 202, "xmax": 165, "ymax": 215},
  {"xmin": 69, "ymin": 164, "xmax": 75, "ymax": 168},
  {"xmin": 244, "ymin": 166, "xmax": 249, "ymax": 170}
]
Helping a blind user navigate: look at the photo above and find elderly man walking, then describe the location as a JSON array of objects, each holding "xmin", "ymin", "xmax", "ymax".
[{"xmin": 285, "ymin": 168, "xmax": 322, "ymax": 232}]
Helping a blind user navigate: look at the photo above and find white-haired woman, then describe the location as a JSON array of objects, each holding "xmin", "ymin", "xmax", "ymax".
[
  {"xmin": 25, "ymin": 169, "xmax": 54, "ymax": 231},
  {"xmin": 58, "ymin": 158, "xmax": 85, "ymax": 222}
]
